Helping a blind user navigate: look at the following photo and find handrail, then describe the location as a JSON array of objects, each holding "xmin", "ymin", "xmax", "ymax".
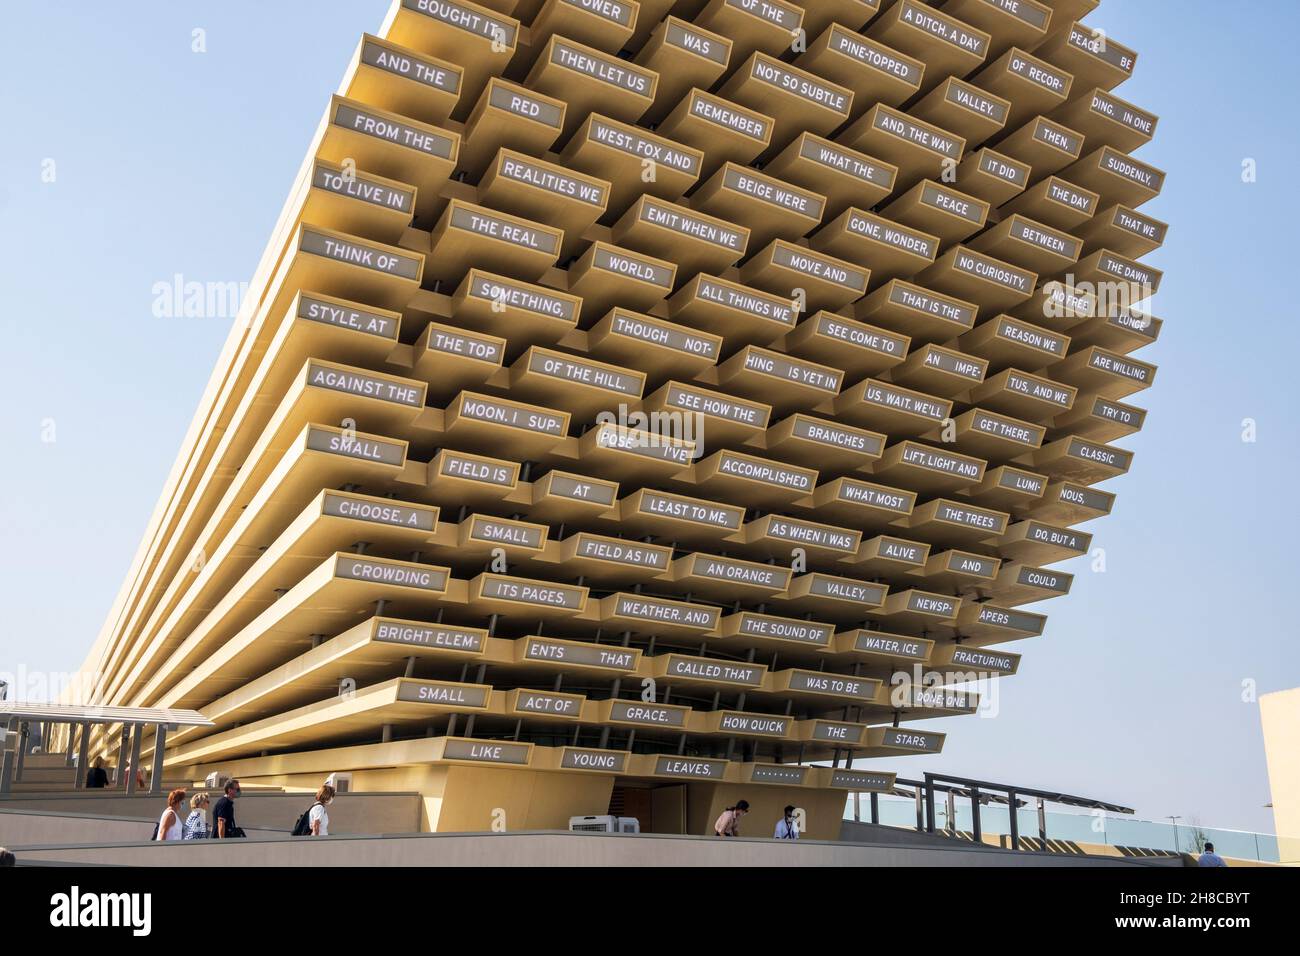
[
  {"xmin": 845, "ymin": 771, "xmax": 1133, "ymax": 853},
  {"xmin": 904, "ymin": 773, "xmax": 1134, "ymax": 813},
  {"xmin": 923, "ymin": 772, "xmax": 1130, "ymax": 851}
]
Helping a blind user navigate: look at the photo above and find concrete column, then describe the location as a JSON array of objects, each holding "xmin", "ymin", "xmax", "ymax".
[{"xmin": 149, "ymin": 725, "xmax": 169, "ymax": 795}]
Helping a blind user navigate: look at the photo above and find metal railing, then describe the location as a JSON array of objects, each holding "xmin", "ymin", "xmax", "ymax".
[
  {"xmin": 849, "ymin": 790, "xmax": 1282, "ymax": 862},
  {"xmin": 848, "ymin": 771, "xmax": 1135, "ymax": 853}
]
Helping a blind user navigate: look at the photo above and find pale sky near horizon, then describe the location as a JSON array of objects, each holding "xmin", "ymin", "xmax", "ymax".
[{"xmin": 1, "ymin": 2, "xmax": 1296, "ymax": 836}]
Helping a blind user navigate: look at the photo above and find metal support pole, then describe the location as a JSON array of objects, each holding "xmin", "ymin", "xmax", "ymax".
[
  {"xmin": 870, "ymin": 792, "xmax": 880, "ymax": 825},
  {"xmin": 0, "ymin": 718, "xmax": 16, "ymax": 795},
  {"xmin": 65, "ymin": 723, "xmax": 76, "ymax": 765},
  {"xmin": 1037, "ymin": 797, "xmax": 1048, "ymax": 850},
  {"xmin": 853, "ymin": 791, "xmax": 861, "ymax": 823},
  {"xmin": 149, "ymin": 724, "xmax": 169, "ymax": 795},
  {"xmin": 970, "ymin": 786, "xmax": 982, "ymax": 843},
  {"xmin": 1008, "ymin": 790, "xmax": 1020, "ymax": 851},
  {"xmin": 116, "ymin": 724, "xmax": 130, "ymax": 787},
  {"xmin": 915, "ymin": 788, "xmax": 925, "ymax": 832},
  {"xmin": 0, "ymin": 750, "xmax": 13, "ymax": 794},
  {"xmin": 75, "ymin": 722, "xmax": 91, "ymax": 790},
  {"xmin": 946, "ymin": 788, "xmax": 956, "ymax": 835},
  {"xmin": 13, "ymin": 722, "xmax": 30, "ymax": 783},
  {"xmin": 124, "ymin": 725, "xmax": 143, "ymax": 795},
  {"xmin": 923, "ymin": 774, "xmax": 936, "ymax": 833}
]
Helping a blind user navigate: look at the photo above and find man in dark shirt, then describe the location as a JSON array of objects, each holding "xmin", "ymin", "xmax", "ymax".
[
  {"xmin": 212, "ymin": 779, "xmax": 242, "ymax": 838},
  {"xmin": 85, "ymin": 759, "xmax": 109, "ymax": 789}
]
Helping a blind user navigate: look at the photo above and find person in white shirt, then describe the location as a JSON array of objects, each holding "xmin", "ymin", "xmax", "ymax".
[
  {"xmin": 309, "ymin": 783, "xmax": 336, "ymax": 836},
  {"xmin": 156, "ymin": 788, "xmax": 186, "ymax": 841},
  {"xmin": 774, "ymin": 805, "xmax": 800, "ymax": 840}
]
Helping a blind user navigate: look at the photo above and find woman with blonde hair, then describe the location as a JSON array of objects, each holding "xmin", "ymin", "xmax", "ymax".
[
  {"xmin": 184, "ymin": 792, "xmax": 210, "ymax": 840},
  {"xmin": 155, "ymin": 788, "xmax": 187, "ymax": 841}
]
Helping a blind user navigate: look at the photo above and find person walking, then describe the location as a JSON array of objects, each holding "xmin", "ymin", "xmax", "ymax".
[
  {"xmin": 713, "ymin": 799, "xmax": 750, "ymax": 837},
  {"xmin": 155, "ymin": 788, "xmax": 186, "ymax": 841},
  {"xmin": 184, "ymin": 792, "xmax": 211, "ymax": 840},
  {"xmin": 212, "ymin": 779, "xmax": 244, "ymax": 838},
  {"xmin": 309, "ymin": 784, "xmax": 335, "ymax": 836},
  {"xmin": 85, "ymin": 758, "xmax": 108, "ymax": 789},
  {"xmin": 774, "ymin": 805, "xmax": 800, "ymax": 840}
]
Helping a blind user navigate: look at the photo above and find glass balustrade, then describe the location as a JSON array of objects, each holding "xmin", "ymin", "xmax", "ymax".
[{"xmin": 845, "ymin": 794, "xmax": 1279, "ymax": 862}]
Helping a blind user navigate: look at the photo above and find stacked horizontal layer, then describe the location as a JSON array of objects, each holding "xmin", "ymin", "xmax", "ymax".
[{"xmin": 72, "ymin": 0, "xmax": 1162, "ymax": 832}]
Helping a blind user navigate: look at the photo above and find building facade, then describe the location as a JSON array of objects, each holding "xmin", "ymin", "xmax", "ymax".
[
  {"xmin": 1262, "ymin": 688, "xmax": 1300, "ymax": 864},
  {"xmin": 69, "ymin": 0, "xmax": 1163, "ymax": 839}
]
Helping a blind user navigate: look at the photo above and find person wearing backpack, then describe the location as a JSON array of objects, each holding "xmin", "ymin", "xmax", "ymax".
[
  {"xmin": 310, "ymin": 783, "xmax": 335, "ymax": 836},
  {"xmin": 212, "ymin": 779, "xmax": 244, "ymax": 838},
  {"xmin": 293, "ymin": 784, "xmax": 336, "ymax": 836},
  {"xmin": 154, "ymin": 788, "xmax": 186, "ymax": 841}
]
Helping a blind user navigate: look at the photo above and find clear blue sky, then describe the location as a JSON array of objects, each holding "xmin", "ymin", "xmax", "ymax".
[{"xmin": 1, "ymin": 2, "xmax": 1295, "ymax": 834}]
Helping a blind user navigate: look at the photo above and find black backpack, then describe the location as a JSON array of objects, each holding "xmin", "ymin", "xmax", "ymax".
[
  {"xmin": 291, "ymin": 802, "xmax": 322, "ymax": 836},
  {"xmin": 149, "ymin": 808, "xmax": 173, "ymax": 841}
]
